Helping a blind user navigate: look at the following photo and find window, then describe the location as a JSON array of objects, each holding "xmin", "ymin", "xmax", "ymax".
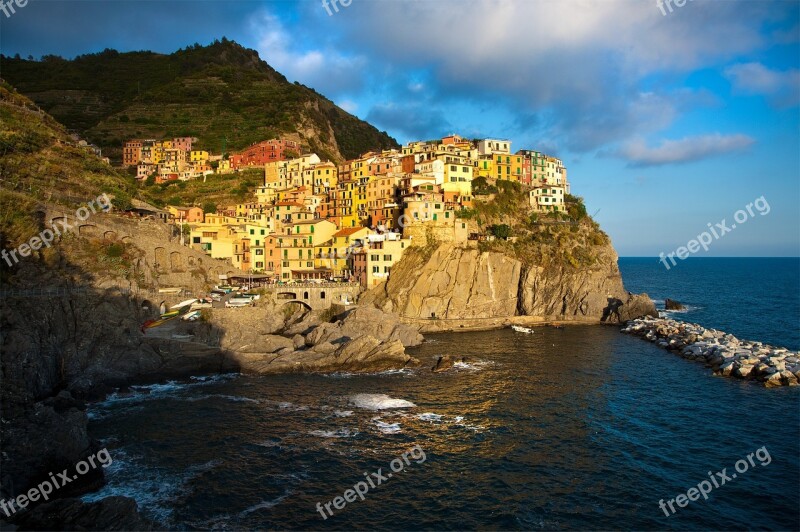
[
  {"xmin": 256, "ymin": 262, "xmax": 263, "ymax": 268},
  {"xmin": 384, "ymin": 266, "xmax": 390, "ymax": 273},
  {"xmin": 192, "ymin": 237, "xmax": 200, "ymax": 244},
  {"xmin": 371, "ymin": 254, "xmax": 379, "ymax": 261},
  {"xmin": 320, "ymin": 291, "xmax": 326, "ymax": 299},
  {"xmin": 283, "ymin": 261, "xmax": 289, "ymax": 267},
  {"xmin": 255, "ymin": 249, "xmax": 264, "ymax": 255},
  {"xmin": 384, "ymin": 254, "xmax": 392, "ymax": 261},
  {"xmin": 372, "ymin": 266, "xmax": 380, "ymax": 273}
]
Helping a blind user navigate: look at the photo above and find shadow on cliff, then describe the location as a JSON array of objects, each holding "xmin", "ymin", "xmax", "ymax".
[
  {"xmin": 601, "ymin": 297, "xmax": 624, "ymax": 323},
  {"xmin": 0, "ymin": 217, "xmax": 236, "ymax": 528}
]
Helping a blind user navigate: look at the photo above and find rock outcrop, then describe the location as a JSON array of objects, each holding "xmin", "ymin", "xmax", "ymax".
[
  {"xmin": 665, "ymin": 298, "xmax": 684, "ymax": 310},
  {"xmin": 213, "ymin": 305, "xmax": 422, "ymax": 375},
  {"xmin": 365, "ymin": 243, "xmax": 656, "ymax": 330},
  {"xmin": 622, "ymin": 317, "xmax": 800, "ymax": 387}
]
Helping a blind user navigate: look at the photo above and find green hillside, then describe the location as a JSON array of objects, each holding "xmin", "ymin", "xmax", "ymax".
[{"xmin": 0, "ymin": 39, "xmax": 399, "ymax": 163}]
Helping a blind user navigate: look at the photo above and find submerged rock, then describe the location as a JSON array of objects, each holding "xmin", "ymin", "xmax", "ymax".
[{"xmin": 664, "ymin": 298, "xmax": 685, "ymax": 310}]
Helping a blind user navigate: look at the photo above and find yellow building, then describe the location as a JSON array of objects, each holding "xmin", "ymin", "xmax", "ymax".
[
  {"xmin": 217, "ymin": 159, "xmax": 233, "ymax": 174},
  {"xmin": 495, "ymin": 153, "xmax": 512, "ymax": 181},
  {"xmin": 314, "ymin": 226, "xmax": 370, "ymax": 278},
  {"xmin": 352, "ymin": 233, "xmax": 412, "ymax": 289},
  {"xmin": 475, "ymin": 155, "xmax": 495, "ymax": 180},
  {"xmin": 276, "ymin": 219, "xmax": 337, "ymax": 280}
]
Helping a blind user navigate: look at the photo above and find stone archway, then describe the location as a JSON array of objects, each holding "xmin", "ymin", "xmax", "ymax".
[
  {"xmin": 78, "ymin": 224, "xmax": 98, "ymax": 237},
  {"xmin": 154, "ymin": 247, "xmax": 168, "ymax": 270},
  {"xmin": 170, "ymin": 251, "xmax": 184, "ymax": 272}
]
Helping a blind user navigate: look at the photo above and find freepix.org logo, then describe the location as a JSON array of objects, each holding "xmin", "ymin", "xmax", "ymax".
[{"xmin": 0, "ymin": 0, "xmax": 28, "ymax": 19}]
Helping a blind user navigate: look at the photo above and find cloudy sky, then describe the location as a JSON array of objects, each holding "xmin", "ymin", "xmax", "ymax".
[{"xmin": 2, "ymin": 0, "xmax": 798, "ymax": 256}]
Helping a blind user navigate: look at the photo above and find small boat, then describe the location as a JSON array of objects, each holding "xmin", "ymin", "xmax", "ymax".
[
  {"xmin": 182, "ymin": 310, "xmax": 202, "ymax": 321},
  {"xmin": 161, "ymin": 310, "xmax": 180, "ymax": 318},
  {"xmin": 171, "ymin": 298, "xmax": 198, "ymax": 310},
  {"xmin": 511, "ymin": 325, "xmax": 535, "ymax": 334}
]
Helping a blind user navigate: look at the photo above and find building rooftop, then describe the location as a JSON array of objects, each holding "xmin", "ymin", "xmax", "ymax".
[{"xmin": 334, "ymin": 227, "xmax": 367, "ymax": 237}]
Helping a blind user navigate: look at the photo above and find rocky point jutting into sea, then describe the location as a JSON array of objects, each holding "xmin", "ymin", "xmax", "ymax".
[{"xmin": 622, "ymin": 317, "xmax": 800, "ymax": 387}]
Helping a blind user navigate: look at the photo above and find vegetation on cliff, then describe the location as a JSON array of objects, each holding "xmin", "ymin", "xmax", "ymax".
[
  {"xmin": 465, "ymin": 179, "xmax": 610, "ymax": 270},
  {"xmin": 1, "ymin": 39, "xmax": 399, "ymax": 162},
  {"xmin": 0, "ymin": 81, "xmax": 137, "ymax": 254}
]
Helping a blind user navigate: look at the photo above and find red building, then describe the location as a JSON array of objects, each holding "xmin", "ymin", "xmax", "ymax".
[
  {"xmin": 230, "ymin": 139, "xmax": 300, "ymax": 169},
  {"xmin": 123, "ymin": 140, "xmax": 143, "ymax": 166}
]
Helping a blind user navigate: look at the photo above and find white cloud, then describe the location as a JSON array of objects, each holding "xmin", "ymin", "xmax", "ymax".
[
  {"xmin": 337, "ymin": 99, "xmax": 358, "ymax": 113},
  {"xmin": 619, "ymin": 134, "xmax": 755, "ymax": 166},
  {"xmin": 325, "ymin": 0, "xmax": 776, "ymax": 150},
  {"xmin": 249, "ymin": 10, "xmax": 367, "ymax": 95},
  {"xmin": 724, "ymin": 62, "xmax": 800, "ymax": 107}
]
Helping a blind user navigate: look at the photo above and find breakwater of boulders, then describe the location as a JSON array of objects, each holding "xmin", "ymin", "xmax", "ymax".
[{"xmin": 622, "ymin": 317, "xmax": 799, "ymax": 387}]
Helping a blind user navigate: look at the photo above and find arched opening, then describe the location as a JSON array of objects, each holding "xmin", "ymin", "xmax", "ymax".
[{"xmin": 303, "ymin": 291, "xmax": 309, "ymax": 300}]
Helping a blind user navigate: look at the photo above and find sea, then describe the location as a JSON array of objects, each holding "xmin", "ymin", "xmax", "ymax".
[{"xmin": 84, "ymin": 258, "xmax": 800, "ymax": 530}]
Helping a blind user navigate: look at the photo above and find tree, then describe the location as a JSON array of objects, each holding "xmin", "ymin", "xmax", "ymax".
[
  {"xmin": 203, "ymin": 202, "xmax": 217, "ymax": 214},
  {"xmin": 144, "ymin": 174, "xmax": 156, "ymax": 186},
  {"xmin": 490, "ymin": 224, "xmax": 511, "ymax": 240}
]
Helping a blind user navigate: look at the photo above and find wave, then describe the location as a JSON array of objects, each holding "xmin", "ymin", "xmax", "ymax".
[
  {"xmin": 416, "ymin": 412, "xmax": 445, "ymax": 422},
  {"xmin": 453, "ymin": 359, "xmax": 493, "ymax": 371},
  {"xmin": 81, "ymin": 451, "xmax": 221, "ymax": 526},
  {"xmin": 308, "ymin": 428, "xmax": 358, "ymax": 438},
  {"xmin": 90, "ymin": 374, "xmax": 241, "ymax": 409},
  {"xmin": 372, "ymin": 419, "xmax": 402, "ymax": 434},
  {"xmin": 239, "ymin": 490, "xmax": 293, "ymax": 517},
  {"xmin": 350, "ymin": 393, "xmax": 416, "ymax": 410}
]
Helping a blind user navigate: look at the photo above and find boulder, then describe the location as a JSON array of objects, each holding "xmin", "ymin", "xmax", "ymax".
[
  {"xmin": 665, "ymin": 298, "xmax": 685, "ymax": 310},
  {"xmin": 292, "ymin": 334, "xmax": 306, "ymax": 350},
  {"xmin": 432, "ymin": 355, "xmax": 463, "ymax": 373},
  {"xmin": 765, "ymin": 371, "xmax": 785, "ymax": 388},
  {"xmin": 305, "ymin": 306, "xmax": 423, "ymax": 348}
]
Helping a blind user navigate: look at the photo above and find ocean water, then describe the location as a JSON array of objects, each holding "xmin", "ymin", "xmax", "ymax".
[
  {"xmin": 619, "ymin": 257, "xmax": 800, "ymax": 350},
  {"xmin": 84, "ymin": 258, "xmax": 800, "ymax": 530}
]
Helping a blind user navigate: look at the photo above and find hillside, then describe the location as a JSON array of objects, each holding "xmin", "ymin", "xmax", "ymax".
[
  {"xmin": 363, "ymin": 182, "xmax": 657, "ymax": 329},
  {"xmin": 0, "ymin": 39, "xmax": 399, "ymax": 163}
]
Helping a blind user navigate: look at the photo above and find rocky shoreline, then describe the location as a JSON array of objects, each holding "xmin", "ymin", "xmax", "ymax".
[{"xmin": 622, "ymin": 317, "xmax": 800, "ymax": 387}]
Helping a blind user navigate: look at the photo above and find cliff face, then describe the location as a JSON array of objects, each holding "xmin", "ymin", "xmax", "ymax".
[{"xmin": 364, "ymin": 240, "xmax": 656, "ymax": 331}]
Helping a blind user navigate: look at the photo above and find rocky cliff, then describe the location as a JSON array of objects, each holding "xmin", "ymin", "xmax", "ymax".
[{"xmin": 364, "ymin": 238, "xmax": 656, "ymax": 332}]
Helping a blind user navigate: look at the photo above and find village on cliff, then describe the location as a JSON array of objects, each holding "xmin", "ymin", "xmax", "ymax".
[{"xmin": 122, "ymin": 135, "xmax": 570, "ymax": 289}]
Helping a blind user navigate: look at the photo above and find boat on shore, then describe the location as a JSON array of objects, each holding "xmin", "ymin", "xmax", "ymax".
[{"xmin": 511, "ymin": 325, "xmax": 535, "ymax": 334}]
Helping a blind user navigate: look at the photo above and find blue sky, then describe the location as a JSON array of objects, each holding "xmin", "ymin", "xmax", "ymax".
[{"xmin": 2, "ymin": 0, "xmax": 798, "ymax": 256}]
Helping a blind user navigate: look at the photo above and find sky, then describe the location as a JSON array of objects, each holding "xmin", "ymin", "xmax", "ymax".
[{"xmin": 1, "ymin": 0, "xmax": 799, "ymax": 257}]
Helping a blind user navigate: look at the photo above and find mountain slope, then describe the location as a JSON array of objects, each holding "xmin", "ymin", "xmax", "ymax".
[{"xmin": 0, "ymin": 39, "xmax": 398, "ymax": 162}]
